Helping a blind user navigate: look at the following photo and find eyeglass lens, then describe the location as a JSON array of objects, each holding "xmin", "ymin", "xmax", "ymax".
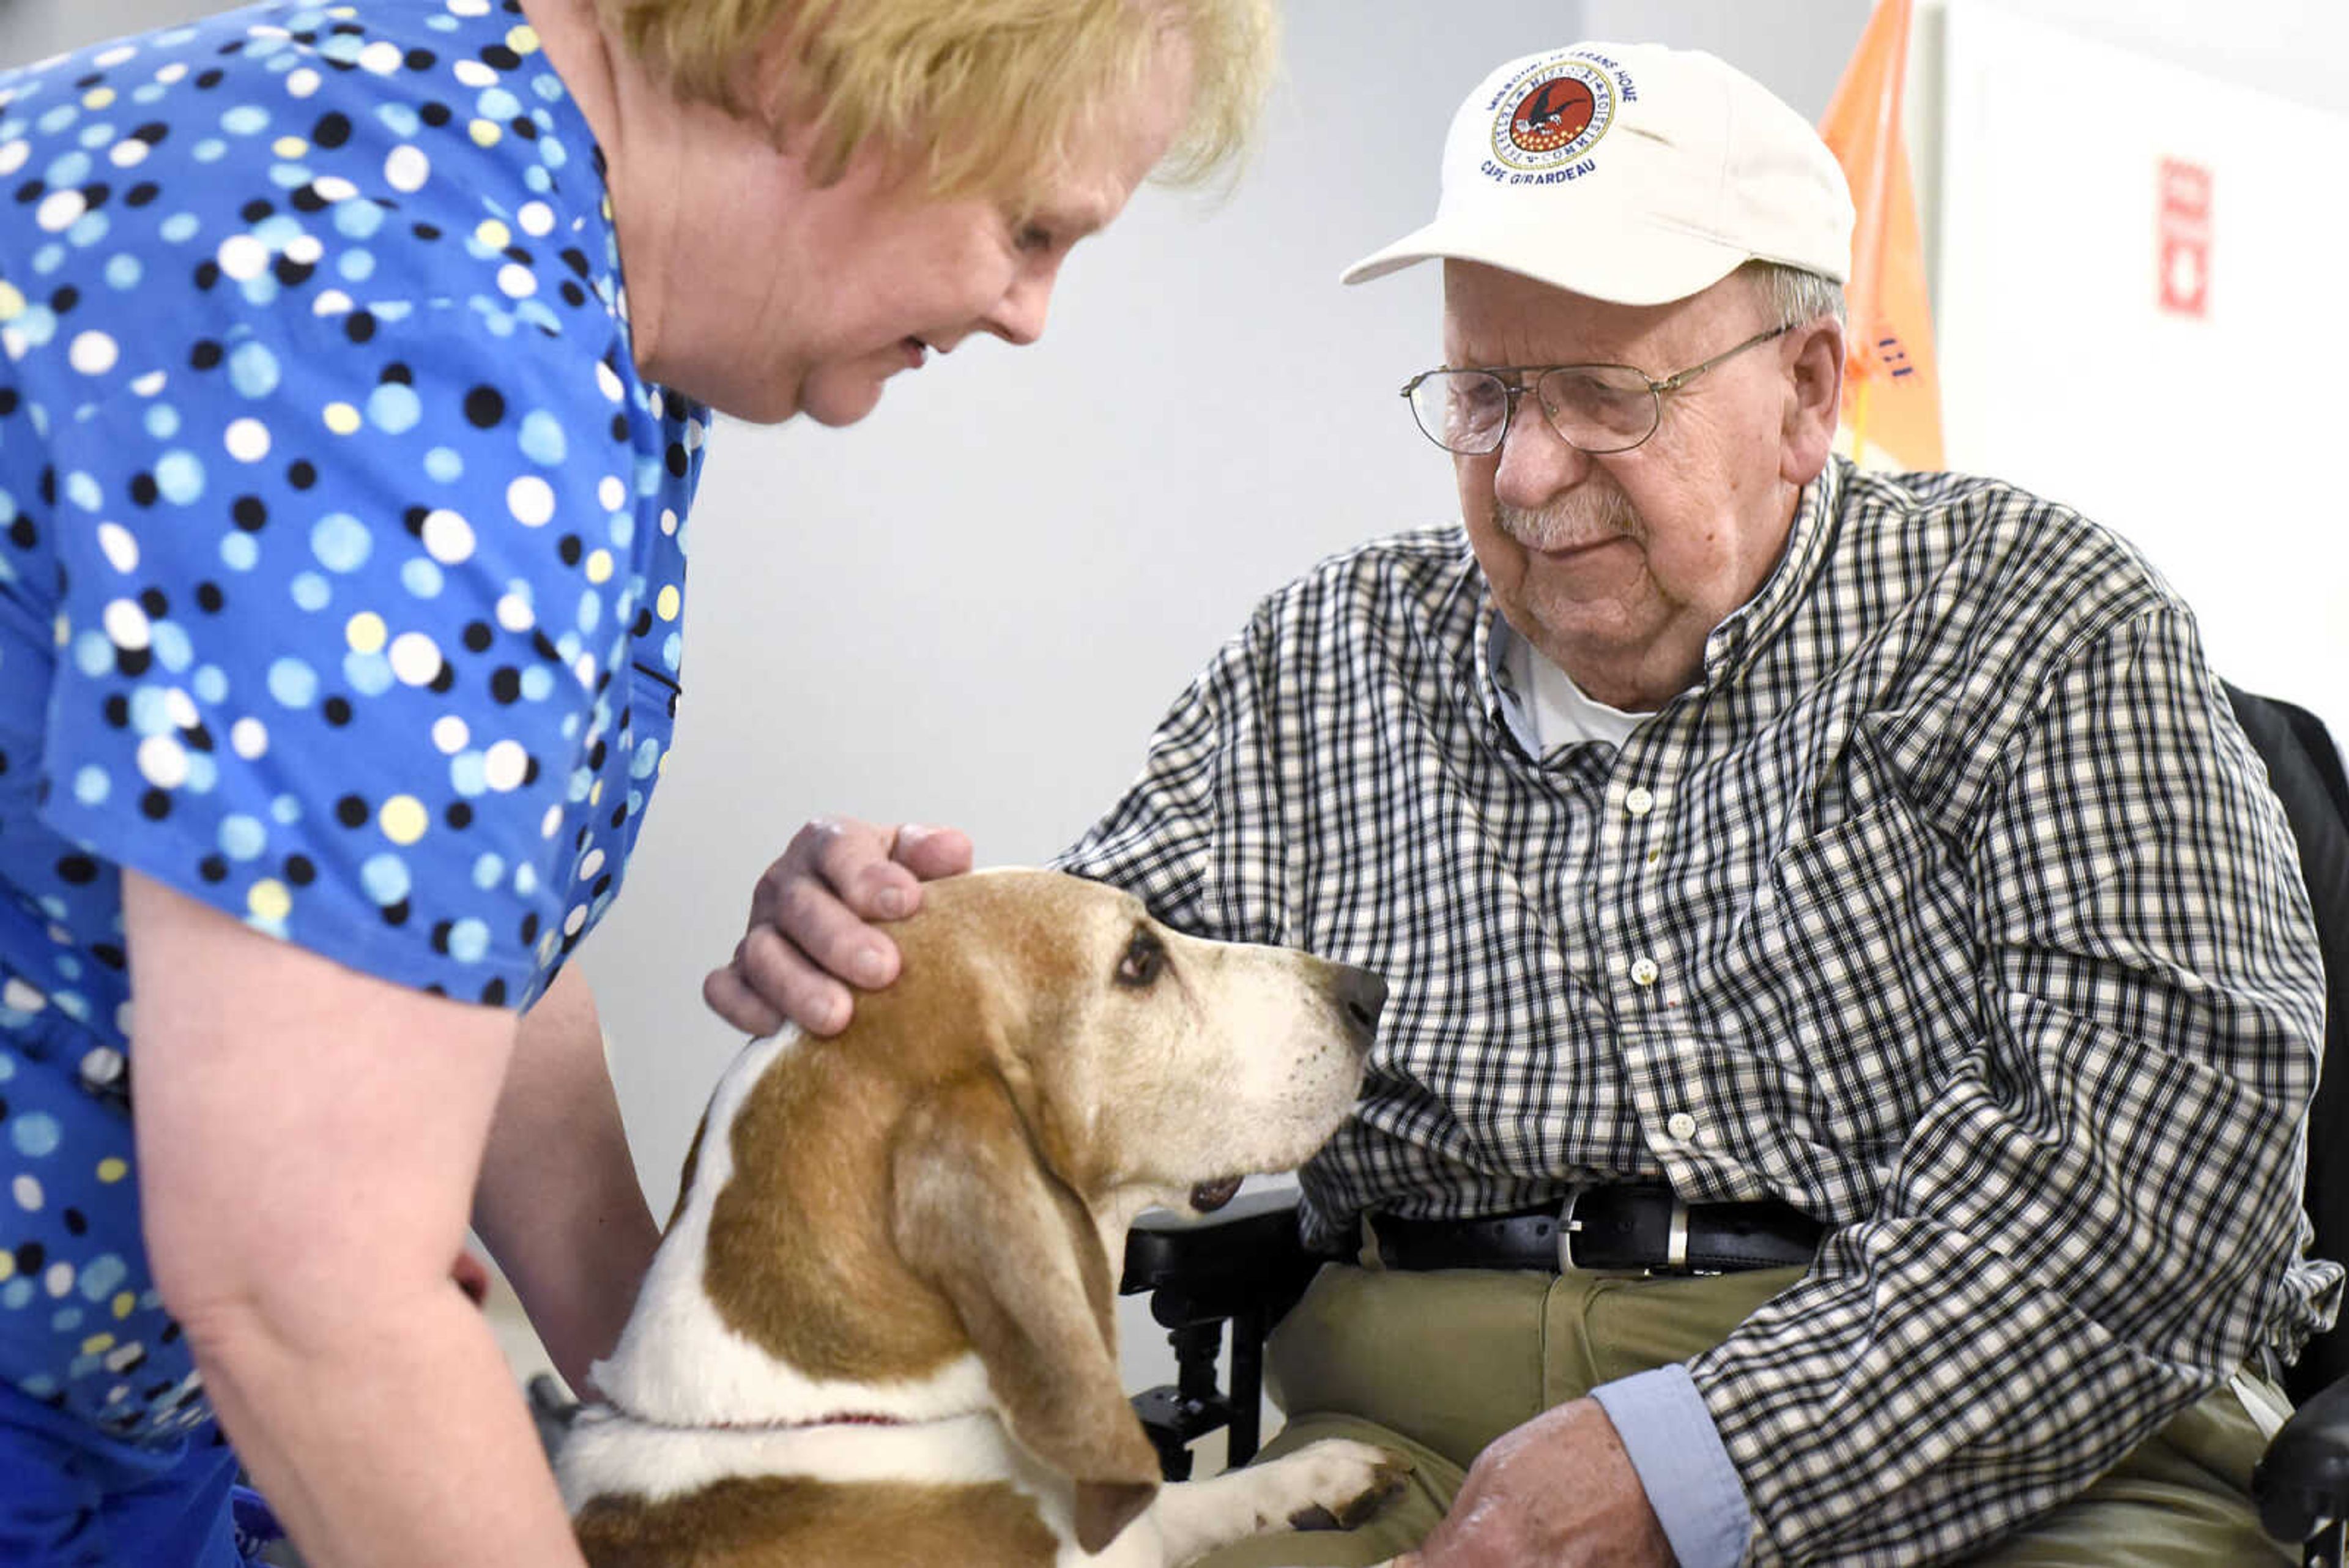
[{"xmin": 1407, "ymin": 366, "xmax": 1660, "ymax": 456}]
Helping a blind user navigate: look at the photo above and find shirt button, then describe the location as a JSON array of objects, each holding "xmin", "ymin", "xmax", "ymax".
[
  {"xmin": 1630, "ymin": 957, "xmax": 1660, "ymax": 986},
  {"xmin": 1666, "ymin": 1112, "xmax": 1699, "ymax": 1141},
  {"xmin": 1625, "ymin": 786, "xmax": 1656, "ymax": 817}
]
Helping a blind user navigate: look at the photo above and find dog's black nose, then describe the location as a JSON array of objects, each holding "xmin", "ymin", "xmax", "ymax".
[{"xmin": 1333, "ymin": 964, "xmax": 1387, "ymax": 1045}]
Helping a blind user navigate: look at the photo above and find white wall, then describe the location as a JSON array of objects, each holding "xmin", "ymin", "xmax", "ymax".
[{"xmin": 1937, "ymin": 1, "xmax": 2349, "ymax": 745}]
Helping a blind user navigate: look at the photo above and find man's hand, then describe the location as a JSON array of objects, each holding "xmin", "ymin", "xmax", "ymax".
[
  {"xmin": 702, "ymin": 818, "xmax": 973, "ymax": 1037},
  {"xmin": 1390, "ymin": 1399, "xmax": 1673, "ymax": 1568}
]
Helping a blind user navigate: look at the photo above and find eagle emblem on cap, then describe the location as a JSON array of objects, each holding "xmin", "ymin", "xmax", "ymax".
[{"xmin": 1489, "ymin": 56, "xmax": 1617, "ymax": 172}]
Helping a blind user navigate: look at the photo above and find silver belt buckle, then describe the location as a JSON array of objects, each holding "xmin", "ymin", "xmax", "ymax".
[{"xmin": 1560, "ymin": 1187, "xmax": 1694, "ymax": 1274}]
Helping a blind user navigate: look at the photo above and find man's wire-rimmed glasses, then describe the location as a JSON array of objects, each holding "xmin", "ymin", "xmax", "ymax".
[{"xmin": 1400, "ymin": 323, "xmax": 1793, "ymax": 457}]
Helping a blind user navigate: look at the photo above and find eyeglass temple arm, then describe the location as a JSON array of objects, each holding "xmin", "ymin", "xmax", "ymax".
[{"xmin": 1653, "ymin": 323, "xmax": 1794, "ymax": 396}]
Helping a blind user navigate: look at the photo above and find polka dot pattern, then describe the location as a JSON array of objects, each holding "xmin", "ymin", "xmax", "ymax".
[{"xmin": 0, "ymin": 0, "xmax": 703, "ymax": 1443}]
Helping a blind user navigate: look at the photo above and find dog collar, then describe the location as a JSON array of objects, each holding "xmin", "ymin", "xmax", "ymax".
[{"xmin": 590, "ymin": 1396, "xmax": 926, "ymax": 1435}]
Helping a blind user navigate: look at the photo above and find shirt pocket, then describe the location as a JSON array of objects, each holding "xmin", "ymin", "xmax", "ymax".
[{"xmin": 1741, "ymin": 799, "xmax": 1978, "ymax": 1168}]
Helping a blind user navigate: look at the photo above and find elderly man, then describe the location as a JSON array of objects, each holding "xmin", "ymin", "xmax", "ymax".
[{"xmin": 710, "ymin": 41, "xmax": 2339, "ymax": 1567}]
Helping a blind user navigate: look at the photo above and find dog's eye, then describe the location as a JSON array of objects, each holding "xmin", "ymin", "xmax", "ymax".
[{"xmin": 1115, "ymin": 927, "xmax": 1165, "ymax": 988}]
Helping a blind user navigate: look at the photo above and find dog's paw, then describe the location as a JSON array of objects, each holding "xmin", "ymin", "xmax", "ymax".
[
  {"xmin": 1155, "ymin": 1441, "xmax": 1416, "ymax": 1564},
  {"xmin": 1271, "ymin": 1438, "xmax": 1414, "ymax": 1532}
]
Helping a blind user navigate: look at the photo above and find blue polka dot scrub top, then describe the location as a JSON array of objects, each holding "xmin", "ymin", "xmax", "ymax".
[{"xmin": 0, "ymin": 0, "xmax": 706, "ymax": 1442}]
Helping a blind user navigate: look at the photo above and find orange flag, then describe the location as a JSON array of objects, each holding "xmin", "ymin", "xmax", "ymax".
[{"xmin": 1818, "ymin": 0, "xmax": 1943, "ymax": 470}]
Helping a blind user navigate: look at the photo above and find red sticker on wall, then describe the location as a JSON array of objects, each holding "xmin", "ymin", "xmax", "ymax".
[{"xmin": 2158, "ymin": 158, "xmax": 2211, "ymax": 318}]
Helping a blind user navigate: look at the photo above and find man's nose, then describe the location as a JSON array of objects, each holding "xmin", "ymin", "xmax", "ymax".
[{"xmin": 1490, "ymin": 392, "xmax": 1594, "ymax": 509}]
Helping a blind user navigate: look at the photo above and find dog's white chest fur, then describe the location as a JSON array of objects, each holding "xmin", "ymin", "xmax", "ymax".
[{"xmin": 581, "ymin": 1028, "xmax": 991, "ymax": 1440}]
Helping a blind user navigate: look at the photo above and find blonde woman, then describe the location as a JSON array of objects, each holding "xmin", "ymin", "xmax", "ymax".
[{"xmin": 0, "ymin": 1, "xmax": 1270, "ymax": 1562}]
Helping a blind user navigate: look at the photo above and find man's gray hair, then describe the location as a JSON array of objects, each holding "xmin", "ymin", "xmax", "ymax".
[{"xmin": 1745, "ymin": 260, "xmax": 1847, "ymax": 330}]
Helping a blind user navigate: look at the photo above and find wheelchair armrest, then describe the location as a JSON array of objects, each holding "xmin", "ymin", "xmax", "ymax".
[
  {"xmin": 1121, "ymin": 1187, "xmax": 1326, "ymax": 1312},
  {"xmin": 1120, "ymin": 1186, "xmax": 1340, "ymax": 1478},
  {"xmin": 2253, "ymin": 1368, "xmax": 2349, "ymax": 1544}
]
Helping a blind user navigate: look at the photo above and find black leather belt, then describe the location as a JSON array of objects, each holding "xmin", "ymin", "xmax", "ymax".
[{"xmin": 1370, "ymin": 1187, "xmax": 1824, "ymax": 1276}]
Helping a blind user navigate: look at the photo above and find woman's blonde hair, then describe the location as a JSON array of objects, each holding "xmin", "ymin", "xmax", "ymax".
[{"xmin": 603, "ymin": 0, "xmax": 1277, "ymax": 205}]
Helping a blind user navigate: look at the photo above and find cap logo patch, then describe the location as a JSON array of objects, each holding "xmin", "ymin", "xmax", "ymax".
[{"xmin": 1487, "ymin": 57, "xmax": 1617, "ymax": 175}]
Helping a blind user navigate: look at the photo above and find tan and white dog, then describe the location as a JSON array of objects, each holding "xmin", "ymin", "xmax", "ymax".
[{"xmin": 557, "ymin": 869, "xmax": 1408, "ymax": 1566}]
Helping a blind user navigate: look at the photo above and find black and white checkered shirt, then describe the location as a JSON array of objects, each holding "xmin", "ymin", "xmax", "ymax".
[{"xmin": 1059, "ymin": 456, "xmax": 2343, "ymax": 1563}]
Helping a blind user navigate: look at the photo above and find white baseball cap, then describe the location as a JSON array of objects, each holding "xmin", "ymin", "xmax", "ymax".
[{"xmin": 1343, "ymin": 42, "xmax": 1854, "ymax": 305}]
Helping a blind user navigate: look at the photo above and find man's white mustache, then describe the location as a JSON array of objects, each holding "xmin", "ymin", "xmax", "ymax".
[{"xmin": 1494, "ymin": 492, "xmax": 1642, "ymax": 551}]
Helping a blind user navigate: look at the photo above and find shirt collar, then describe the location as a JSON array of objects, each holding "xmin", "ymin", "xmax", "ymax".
[
  {"xmin": 1471, "ymin": 585, "xmax": 1538, "ymax": 756},
  {"xmin": 1698, "ymin": 456, "xmax": 1849, "ymax": 685}
]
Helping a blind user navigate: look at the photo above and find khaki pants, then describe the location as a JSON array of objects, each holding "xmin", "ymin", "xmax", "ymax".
[{"xmin": 1192, "ymin": 1263, "xmax": 2291, "ymax": 1566}]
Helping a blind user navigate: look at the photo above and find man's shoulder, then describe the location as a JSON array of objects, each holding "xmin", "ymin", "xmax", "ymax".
[{"xmin": 1842, "ymin": 465, "xmax": 2183, "ymax": 629}]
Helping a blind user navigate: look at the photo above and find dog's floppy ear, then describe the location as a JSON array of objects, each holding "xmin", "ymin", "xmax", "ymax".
[{"xmin": 891, "ymin": 1072, "xmax": 1160, "ymax": 1553}]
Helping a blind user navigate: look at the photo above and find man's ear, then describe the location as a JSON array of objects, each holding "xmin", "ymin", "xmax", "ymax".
[
  {"xmin": 890, "ymin": 1074, "xmax": 1160, "ymax": 1553},
  {"xmin": 1780, "ymin": 314, "xmax": 1846, "ymax": 486}
]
